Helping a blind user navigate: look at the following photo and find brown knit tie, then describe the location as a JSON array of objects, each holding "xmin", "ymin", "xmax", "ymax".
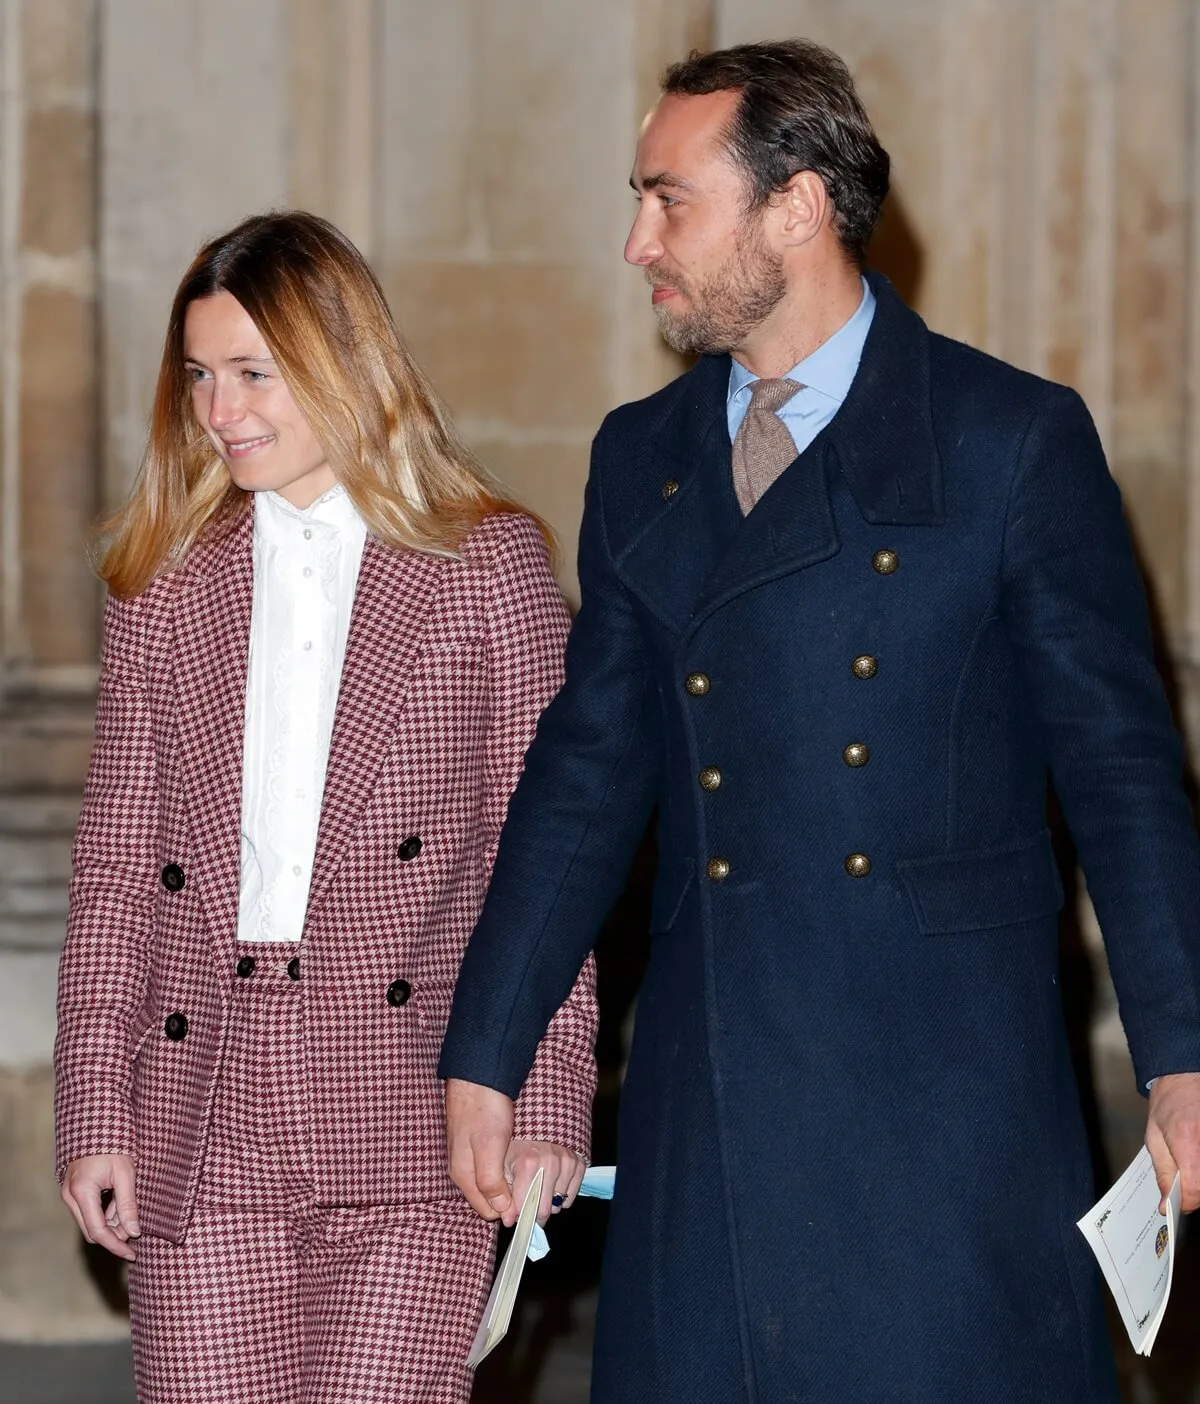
[{"xmin": 731, "ymin": 377, "xmax": 803, "ymax": 514}]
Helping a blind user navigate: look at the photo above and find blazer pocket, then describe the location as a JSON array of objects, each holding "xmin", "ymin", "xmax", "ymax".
[
  {"xmin": 895, "ymin": 830, "xmax": 1065, "ymax": 935},
  {"xmin": 649, "ymin": 857, "xmax": 695, "ymax": 934}
]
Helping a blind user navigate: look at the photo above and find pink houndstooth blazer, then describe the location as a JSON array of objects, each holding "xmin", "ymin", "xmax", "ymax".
[{"xmin": 54, "ymin": 504, "xmax": 596, "ymax": 1244}]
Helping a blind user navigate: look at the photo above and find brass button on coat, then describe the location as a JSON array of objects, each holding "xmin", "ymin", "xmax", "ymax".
[
  {"xmin": 706, "ymin": 856, "xmax": 731, "ymax": 882},
  {"xmin": 842, "ymin": 743, "xmax": 869, "ymax": 768},
  {"xmin": 852, "ymin": 655, "xmax": 878, "ymax": 679},
  {"xmin": 662, "ymin": 479, "xmax": 680, "ymax": 500},
  {"xmin": 844, "ymin": 853, "xmax": 871, "ymax": 878},
  {"xmin": 164, "ymin": 1012, "xmax": 188, "ymax": 1041},
  {"xmin": 698, "ymin": 767, "xmax": 722, "ymax": 792},
  {"xmin": 685, "ymin": 672, "xmax": 711, "ymax": 697},
  {"xmin": 872, "ymin": 549, "xmax": 898, "ymax": 575}
]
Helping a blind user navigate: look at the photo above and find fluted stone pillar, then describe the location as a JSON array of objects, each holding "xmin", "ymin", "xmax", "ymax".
[{"xmin": 0, "ymin": 0, "xmax": 109, "ymax": 1341}]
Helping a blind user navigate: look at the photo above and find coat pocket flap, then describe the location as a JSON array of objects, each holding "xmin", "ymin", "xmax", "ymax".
[{"xmin": 895, "ymin": 831, "xmax": 1065, "ymax": 935}]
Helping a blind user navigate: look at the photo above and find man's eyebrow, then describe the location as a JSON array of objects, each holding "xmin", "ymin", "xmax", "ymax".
[{"xmin": 630, "ymin": 171, "xmax": 695, "ymax": 193}]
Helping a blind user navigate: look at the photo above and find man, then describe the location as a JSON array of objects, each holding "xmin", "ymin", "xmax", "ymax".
[{"xmin": 439, "ymin": 38, "xmax": 1200, "ymax": 1403}]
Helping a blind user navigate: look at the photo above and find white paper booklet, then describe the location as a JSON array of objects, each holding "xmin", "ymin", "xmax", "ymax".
[
  {"xmin": 1077, "ymin": 1145, "xmax": 1182, "ymax": 1356},
  {"xmin": 467, "ymin": 1167, "xmax": 544, "ymax": 1368}
]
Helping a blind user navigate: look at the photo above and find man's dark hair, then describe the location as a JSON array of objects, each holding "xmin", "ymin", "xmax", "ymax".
[{"xmin": 662, "ymin": 39, "xmax": 891, "ymax": 264}]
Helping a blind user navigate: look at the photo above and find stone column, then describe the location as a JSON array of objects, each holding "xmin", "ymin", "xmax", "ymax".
[{"xmin": 0, "ymin": 0, "xmax": 112, "ymax": 1341}]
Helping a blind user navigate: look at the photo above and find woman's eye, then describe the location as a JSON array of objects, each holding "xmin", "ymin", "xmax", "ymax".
[
  {"xmin": 243, "ymin": 370, "xmax": 268, "ymax": 383},
  {"xmin": 186, "ymin": 366, "xmax": 208, "ymax": 383}
]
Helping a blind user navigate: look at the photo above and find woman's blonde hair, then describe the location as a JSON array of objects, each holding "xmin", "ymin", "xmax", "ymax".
[{"xmin": 98, "ymin": 210, "xmax": 543, "ymax": 597}]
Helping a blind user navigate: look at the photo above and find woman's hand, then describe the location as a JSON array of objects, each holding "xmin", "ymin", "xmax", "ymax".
[
  {"xmin": 61, "ymin": 1154, "xmax": 140, "ymax": 1261},
  {"xmin": 504, "ymin": 1140, "xmax": 587, "ymax": 1227}
]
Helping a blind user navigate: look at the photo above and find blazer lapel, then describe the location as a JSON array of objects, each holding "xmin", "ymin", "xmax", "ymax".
[
  {"xmin": 303, "ymin": 536, "xmax": 446, "ymax": 924},
  {"xmin": 170, "ymin": 505, "xmax": 254, "ymax": 949}
]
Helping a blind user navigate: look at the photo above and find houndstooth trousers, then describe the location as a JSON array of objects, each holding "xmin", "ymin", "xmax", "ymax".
[{"xmin": 128, "ymin": 945, "xmax": 496, "ymax": 1404}]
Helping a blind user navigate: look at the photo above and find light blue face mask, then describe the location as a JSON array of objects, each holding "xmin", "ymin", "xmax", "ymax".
[{"xmin": 527, "ymin": 1164, "xmax": 616, "ymax": 1261}]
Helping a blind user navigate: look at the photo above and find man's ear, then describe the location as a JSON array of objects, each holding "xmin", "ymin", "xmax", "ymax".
[{"xmin": 777, "ymin": 170, "xmax": 829, "ymax": 247}]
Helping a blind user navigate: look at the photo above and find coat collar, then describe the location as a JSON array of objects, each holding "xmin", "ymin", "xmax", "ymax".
[
  {"xmin": 169, "ymin": 500, "xmax": 447, "ymax": 953},
  {"xmin": 824, "ymin": 269, "xmax": 944, "ymax": 527},
  {"xmin": 612, "ymin": 272, "xmax": 944, "ymax": 637}
]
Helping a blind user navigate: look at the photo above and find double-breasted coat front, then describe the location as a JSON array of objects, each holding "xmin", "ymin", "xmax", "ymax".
[
  {"xmin": 55, "ymin": 507, "xmax": 596, "ymax": 1246},
  {"xmin": 441, "ymin": 274, "xmax": 1200, "ymax": 1402}
]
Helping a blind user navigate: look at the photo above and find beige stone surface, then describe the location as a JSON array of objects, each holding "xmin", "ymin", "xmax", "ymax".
[
  {"xmin": 21, "ymin": 0, "xmax": 92, "ymax": 94},
  {"xmin": 20, "ymin": 105, "xmax": 94, "ymax": 256},
  {"xmin": 286, "ymin": 0, "xmax": 375, "ymax": 254},
  {"xmin": 0, "ymin": 1066, "xmax": 128, "ymax": 1342},
  {"xmin": 474, "ymin": 0, "xmax": 636, "ymax": 259},
  {"xmin": 390, "ymin": 261, "xmax": 614, "ymax": 432},
  {"xmin": 375, "ymin": 0, "xmax": 477, "ymax": 258},
  {"xmin": 18, "ymin": 285, "xmax": 97, "ymax": 666}
]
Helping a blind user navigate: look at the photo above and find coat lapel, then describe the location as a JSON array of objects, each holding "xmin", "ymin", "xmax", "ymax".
[
  {"xmin": 170, "ymin": 504, "xmax": 254, "ymax": 949},
  {"xmin": 303, "ymin": 536, "xmax": 447, "ymax": 924},
  {"xmin": 612, "ymin": 355, "xmax": 741, "ymax": 636},
  {"xmin": 687, "ymin": 272, "xmax": 946, "ymax": 636}
]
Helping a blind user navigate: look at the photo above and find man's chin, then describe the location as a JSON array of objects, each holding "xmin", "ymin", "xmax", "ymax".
[{"xmin": 653, "ymin": 309, "xmax": 709, "ymax": 356}]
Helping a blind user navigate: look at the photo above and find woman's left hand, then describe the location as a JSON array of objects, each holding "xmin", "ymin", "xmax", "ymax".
[{"xmin": 504, "ymin": 1140, "xmax": 587, "ymax": 1226}]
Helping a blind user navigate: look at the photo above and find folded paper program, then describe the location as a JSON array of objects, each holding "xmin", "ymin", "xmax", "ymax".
[{"xmin": 527, "ymin": 1165, "xmax": 615, "ymax": 1261}]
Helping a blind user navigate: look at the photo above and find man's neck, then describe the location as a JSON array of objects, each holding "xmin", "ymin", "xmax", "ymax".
[{"xmin": 733, "ymin": 263, "xmax": 866, "ymax": 379}]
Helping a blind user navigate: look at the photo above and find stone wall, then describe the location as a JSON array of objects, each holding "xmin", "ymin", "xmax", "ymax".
[{"xmin": 1, "ymin": 0, "xmax": 1198, "ymax": 1340}]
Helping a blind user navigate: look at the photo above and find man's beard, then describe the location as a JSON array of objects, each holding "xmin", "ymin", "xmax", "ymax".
[{"xmin": 648, "ymin": 220, "xmax": 786, "ymax": 355}]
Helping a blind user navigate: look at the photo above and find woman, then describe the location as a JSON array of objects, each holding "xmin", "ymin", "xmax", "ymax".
[{"xmin": 54, "ymin": 211, "xmax": 596, "ymax": 1403}]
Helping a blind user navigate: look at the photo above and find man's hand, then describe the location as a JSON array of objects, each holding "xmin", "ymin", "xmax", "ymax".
[
  {"xmin": 60, "ymin": 1154, "xmax": 140, "ymax": 1261},
  {"xmin": 1146, "ymin": 1071, "xmax": 1200, "ymax": 1213},
  {"xmin": 446, "ymin": 1078, "xmax": 516, "ymax": 1224}
]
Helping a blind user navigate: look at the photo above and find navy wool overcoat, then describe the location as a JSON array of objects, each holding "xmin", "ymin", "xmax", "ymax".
[{"xmin": 441, "ymin": 273, "xmax": 1200, "ymax": 1402}]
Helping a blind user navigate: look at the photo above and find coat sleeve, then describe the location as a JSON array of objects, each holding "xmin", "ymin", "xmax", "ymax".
[
  {"xmin": 441, "ymin": 438, "xmax": 661, "ymax": 1100},
  {"xmin": 54, "ymin": 591, "xmax": 158, "ymax": 1177},
  {"xmin": 475, "ymin": 512, "xmax": 597, "ymax": 1156},
  {"xmin": 1001, "ymin": 384, "xmax": 1200, "ymax": 1087}
]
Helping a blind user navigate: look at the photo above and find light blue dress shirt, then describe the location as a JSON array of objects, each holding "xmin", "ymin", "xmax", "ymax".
[{"xmin": 726, "ymin": 277, "xmax": 876, "ymax": 454}]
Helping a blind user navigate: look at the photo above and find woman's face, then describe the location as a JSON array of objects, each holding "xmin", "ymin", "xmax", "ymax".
[{"xmin": 184, "ymin": 291, "xmax": 336, "ymax": 509}]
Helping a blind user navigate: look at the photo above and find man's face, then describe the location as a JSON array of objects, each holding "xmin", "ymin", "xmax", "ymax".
[{"xmin": 626, "ymin": 90, "xmax": 786, "ymax": 356}]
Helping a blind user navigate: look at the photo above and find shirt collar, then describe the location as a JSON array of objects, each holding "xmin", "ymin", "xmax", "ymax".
[
  {"xmin": 254, "ymin": 482, "xmax": 366, "ymax": 547},
  {"xmin": 728, "ymin": 276, "xmax": 876, "ymax": 410}
]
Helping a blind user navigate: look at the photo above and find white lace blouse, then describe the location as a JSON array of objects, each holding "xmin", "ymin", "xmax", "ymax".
[{"xmin": 236, "ymin": 485, "xmax": 367, "ymax": 944}]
